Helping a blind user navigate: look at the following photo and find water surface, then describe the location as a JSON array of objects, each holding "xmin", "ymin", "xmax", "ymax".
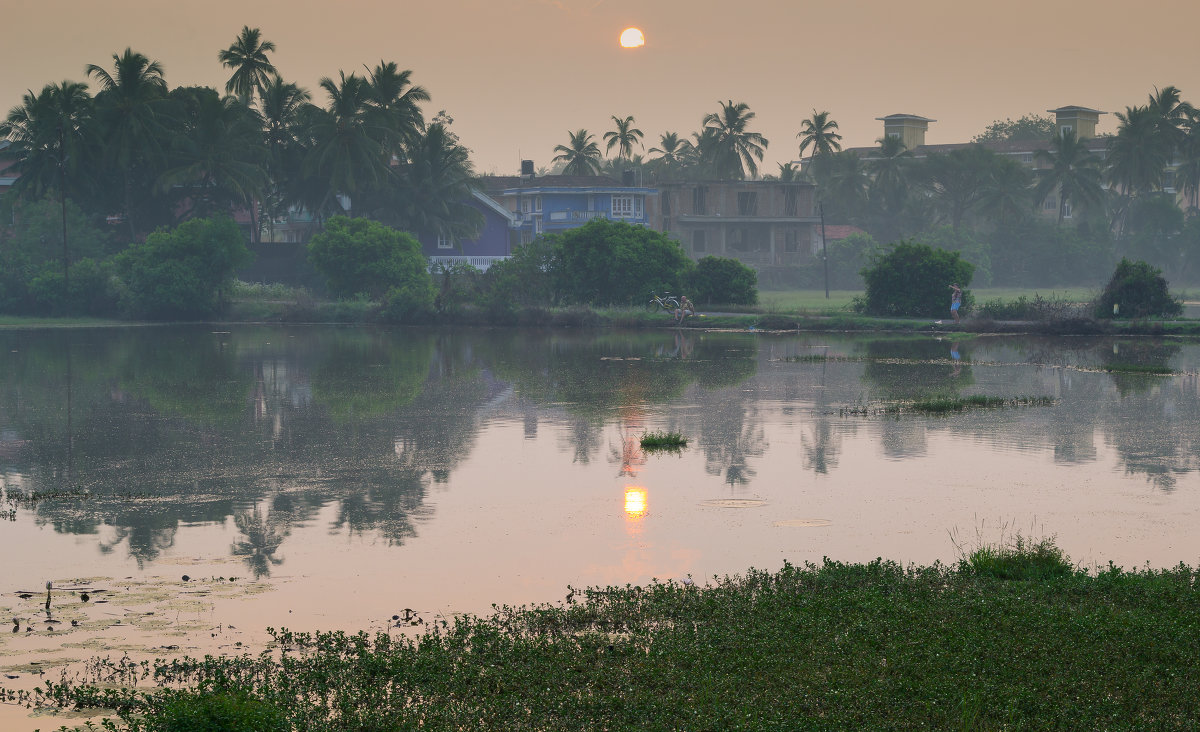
[{"xmin": 2, "ymin": 326, "xmax": 1199, "ymax": 724}]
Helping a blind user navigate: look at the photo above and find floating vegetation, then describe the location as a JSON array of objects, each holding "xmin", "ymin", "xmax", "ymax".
[
  {"xmin": 840, "ymin": 395, "xmax": 1054, "ymax": 417},
  {"xmin": 6, "ymin": 489, "xmax": 94, "ymax": 505},
  {"xmin": 14, "ymin": 557, "xmax": 1200, "ymax": 731},
  {"xmin": 640, "ymin": 431, "xmax": 688, "ymax": 449},
  {"xmin": 783, "ymin": 354, "xmax": 829, "ymax": 363},
  {"xmin": 1102, "ymin": 363, "xmax": 1173, "ymax": 375}
]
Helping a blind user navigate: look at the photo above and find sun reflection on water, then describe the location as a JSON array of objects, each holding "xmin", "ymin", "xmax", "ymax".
[{"xmin": 624, "ymin": 487, "xmax": 647, "ymax": 521}]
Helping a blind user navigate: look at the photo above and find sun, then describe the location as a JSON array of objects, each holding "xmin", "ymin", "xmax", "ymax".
[{"xmin": 619, "ymin": 27, "xmax": 645, "ymax": 49}]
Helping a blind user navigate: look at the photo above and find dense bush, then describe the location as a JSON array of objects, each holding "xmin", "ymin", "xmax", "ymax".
[
  {"xmin": 114, "ymin": 216, "xmax": 253, "ymax": 319},
  {"xmin": 859, "ymin": 240, "xmax": 974, "ymax": 317},
  {"xmin": 1093, "ymin": 258, "xmax": 1182, "ymax": 319},
  {"xmin": 687, "ymin": 256, "xmax": 758, "ymax": 305},
  {"xmin": 381, "ymin": 278, "xmax": 436, "ymax": 323},
  {"xmin": 479, "ymin": 237, "xmax": 556, "ymax": 315},
  {"xmin": 27, "ymin": 258, "xmax": 118, "ymax": 316},
  {"xmin": 143, "ymin": 690, "xmax": 289, "ymax": 732},
  {"xmin": 548, "ymin": 218, "xmax": 693, "ymax": 306},
  {"xmin": 307, "ymin": 216, "xmax": 431, "ymax": 300}
]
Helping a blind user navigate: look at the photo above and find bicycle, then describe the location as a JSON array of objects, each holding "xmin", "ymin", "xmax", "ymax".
[{"xmin": 649, "ymin": 292, "xmax": 681, "ymax": 313}]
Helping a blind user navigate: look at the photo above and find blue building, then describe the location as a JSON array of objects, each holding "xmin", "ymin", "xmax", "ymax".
[
  {"xmin": 479, "ymin": 174, "xmax": 655, "ymax": 244},
  {"xmin": 417, "ymin": 189, "xmax": 521, "ymax": 272}
]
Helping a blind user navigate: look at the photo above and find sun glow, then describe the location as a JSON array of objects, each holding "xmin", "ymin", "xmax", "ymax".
[
  {"xmin": 624, "ymin": 487, "xmax": 647, "ymax": 519},
  {"xmin": 619, "ymin": 27, "xmax": 645, "ymax": 49}
]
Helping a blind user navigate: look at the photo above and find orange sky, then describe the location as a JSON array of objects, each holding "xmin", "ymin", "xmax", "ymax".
[{"xmin": 5, "ymin": 0, "xmax": 1199, "ymax": 175}]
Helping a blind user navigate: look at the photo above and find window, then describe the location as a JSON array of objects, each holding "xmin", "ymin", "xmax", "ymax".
[
  {"xmin": 520, "ymin": 230, "xmax": 532, "ymax": 244},
  {"xmin": 521, "ymin": 198, "xmax": 532, "ymax": 213},
  {"xmin": 784, "ymin": 231, "xmax": 799, "ymax": 253},
  {"xmin": 693, "ymin": 186, "xmax": 707, "ymax": 215},
  {"xmin": 692, "ymin": 230, "xmax": 706, "ymax": 253},
  {"xmin": 610, "ymin": 195, "xmax": 642, "ymax": 218},
  {"xmin": 534, "ymin": 196, "xmax": 542, "ymax": 211},
  {"xmin": 783, "ymin": 188, "xmax": 797, "ymax": 216},
  {"xmin": 1043, "ymin": 196, "xmax": 1057, "ymax": 211},
  {"xmin": 1060, "ymin": 124, "xmax": 1073, "ymax": 138},
  {"xmin": 1062, "ymin": 201, "xmax": 1072, "ymax": 219},
  {"xmin": 737, "ymin": 191, "xmax": 758, "ymax": 216},
  {"xmin": 437, "ymin": 235, "xmax": 453, "ymax": 249}
]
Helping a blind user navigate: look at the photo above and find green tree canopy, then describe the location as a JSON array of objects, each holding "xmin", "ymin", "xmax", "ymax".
[
  {"xmin": 307, "ymin": 216, "xmax": 430, "ymax": 299},
  {"xmin": 114, "ymin": 216, "xmax": 253, "ymax": 319},
  {"xmin": 546, "ymin": 218, "xmax": 693, "ymax": 305},
  {"xmin": 859, "ymin": 240, "xmax": 974, "ymax": 317}
]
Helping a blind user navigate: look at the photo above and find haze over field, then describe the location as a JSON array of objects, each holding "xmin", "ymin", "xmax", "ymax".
[{"xmin": 5, "ymin": 0, "xmax": 1199, "ymax": 174}]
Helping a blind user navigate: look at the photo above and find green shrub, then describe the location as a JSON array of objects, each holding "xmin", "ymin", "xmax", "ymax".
[
  {"xmin": 27, "ymin": 258, "xmax": 118, "ymax": 316},
  {"xmin": 688, "ymin": 256, "xmax": 758, "ymax": 305},
  {"xmin": 144, "ymin": 690, "xmax": 289, "ymax": 732},
  {"xmin": 1093, "ymin": 258, "xmax": 1182, "ymax": 319},
  {"xmin": 432, "ymin": 260, "xmax": 483, "ymax": 315},
  {"xmin": 958, "ymin": 534, "xmax": 1074, "ymax": 581},
  {"xmin": 859, "ymin": 240, "xmax": 974, "ymax": 317},
  {"xmin": 114, "ymin": 216, "xmax": 253, "ymax": 319},
  {"xmin": 381, "ymin": 278, "xmax": 436, "ymax": 323},
  {"xmin": 307, "ymin": 217, "xmax": 431, "ymax": 300},
  {"xmin": 548, "ymin": 218, "xmax": 693, "ymax": 306}
]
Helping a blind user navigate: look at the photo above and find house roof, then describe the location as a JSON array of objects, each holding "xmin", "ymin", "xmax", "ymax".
[
  {"xmin": 840, "ymin": 136, "xmax": 1108, "ymax": 160},
  {"xmin": 470, "ymin": 188, "xmax": 520, "ymax": 225},
  {"xmin": 822, "ymin": 225, "xmax": 866, "ymax": 241},
  {"xmin": 478, "ymin": 174, "xmax": 623, "ymax": 193}
]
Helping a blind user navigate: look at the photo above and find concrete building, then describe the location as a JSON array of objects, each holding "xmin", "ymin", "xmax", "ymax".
[{"xmin": 645, "ymin": 179, "xmax": 822, "ymax": 269}]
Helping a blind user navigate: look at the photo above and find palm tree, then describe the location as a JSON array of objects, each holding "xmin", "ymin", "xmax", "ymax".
[
  {"xmin": 364, "ymin": 61, "xmax": 429, "ymax": 158},
  {"xmin": 159, "ymin": 88, "xmax": 268, "ymax": 221},
  {"xmin": 797, "ymin": 110, "xmax": 843, "ymax": 159},
  {"xmin": 647, "ymin": 131, "xmax": 692, "ymax": 180},
  {"xmin": 1107, "ymin": 104, "xmax": 1170, "ymax": 199},
  {"xmin": 1035, "ymin": 128, "xmax": 1103, "ymax": 225},
  {"xmin": 978, "ymin": 155, "xmax": 1034, "ymax": 226},
  {"xmin": 603, "ymin": 115, "xmax": 644, "ymax": 163},
  {"xmin": 86, "ymin": 48, "xmax": 170, "ymax": 236},
  {"xmin": 257, "ymin": 75, "xmax": 313, "ymax": 233},
  {"xmin": 867, "ymin": 135, "xmax": 911, "ymax": 205},
  {"xmin": 0, "ymin": 81, "xmax": 93, "ymax": 201},
  {"xmin": 218, "ymin": 26, "xmax": 277, "ymax": 104},
  {"xmin": 307, "ymin": 71, "xmax": 387, "ymax": 214},
  {"xmin": 552, "ymin": 129, "xmax": 602, "ymax": 176},
  {"xmin": 701, "ymin": 100, "xmax": 768, "ymax": 179},
  {"xmin": 1176, "ymin": 110, "xmax": 1200, "ymax": 211},
  {"xmin": 390, "ymin": 122, "xmax": 483, "ymax": 241},
  {"xmin": 919, "ymin": 146, "xmax": 998, "ymax": 229},
  {"xmin": 1146, "ymin": 85, "xmax": 1193, "ymax": 151}
]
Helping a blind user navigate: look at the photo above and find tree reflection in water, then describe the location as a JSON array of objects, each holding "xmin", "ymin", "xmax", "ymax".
[
  {"xmin": 4, "ymin": 327, "xmax": 1200, "ymax": 581},
  {"xmin": 231, "ymin": 505, "xmax": 289, "ymax": 578}
]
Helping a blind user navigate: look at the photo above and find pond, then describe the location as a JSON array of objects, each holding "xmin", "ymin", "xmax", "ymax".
[{"xmin": 2, "ymin": 325, "xmax": 1199, "ymax": 725}]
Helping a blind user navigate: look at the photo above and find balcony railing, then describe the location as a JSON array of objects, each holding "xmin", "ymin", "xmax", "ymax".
[
  {"xmin": 548, "ymin": 210, "xmax": 609, "ymax": 222},
  {"xmin": 428, "ymin": 255, "xmax": 510, "ymax": 273}
]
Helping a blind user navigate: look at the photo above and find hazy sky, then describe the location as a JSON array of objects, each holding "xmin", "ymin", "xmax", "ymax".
[{"xmin": 6, "ymin": 0, "xmax": 1199, "ymax": 175}]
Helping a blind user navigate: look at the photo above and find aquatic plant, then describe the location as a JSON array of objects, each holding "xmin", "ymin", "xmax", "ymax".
[
  {"xmin": 1102, "ymin": 363, "xmax": 1173, "ymax": 375},
  {"xmin": 12, "ymin": 556, "xmax": 1200, "ymax": 730},
  {"xmin": 639, "ymin": 431, "xmax": 688, "ymax": 449}
]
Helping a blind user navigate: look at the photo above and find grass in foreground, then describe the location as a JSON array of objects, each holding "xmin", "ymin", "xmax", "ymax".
[
  {"xmin": 639, "ymin": 430, "xmax": 688, "ymax": 449},
  {"xmin": 12, "ymin": 543, "xmax": 1200, "ymax": 731}
]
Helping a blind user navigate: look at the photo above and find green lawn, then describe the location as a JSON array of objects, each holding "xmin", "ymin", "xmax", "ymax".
[{"xmin": 758, "ymin": 287, "xmax": 1106, "ymax": 315}]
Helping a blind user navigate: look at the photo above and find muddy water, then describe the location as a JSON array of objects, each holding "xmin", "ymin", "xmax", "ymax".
[{"xmin": 2, "ymin": 326, "xmax": 1199, "ymax": 728}]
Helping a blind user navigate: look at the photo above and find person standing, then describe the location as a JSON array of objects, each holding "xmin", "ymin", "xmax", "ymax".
[{"xmin": 949, "ymin": 283, "xmax": 962, "ymax": 323}]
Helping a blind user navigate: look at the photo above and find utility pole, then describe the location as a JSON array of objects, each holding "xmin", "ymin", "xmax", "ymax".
[{"xmin": 819, "ymin": 200, "xmax": 829, "ymax": 299}]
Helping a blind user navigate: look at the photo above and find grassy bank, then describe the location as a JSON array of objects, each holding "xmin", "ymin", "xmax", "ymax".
[{"xmin": 11, "ymin": 545, "xmax": 1200, "ymax": 731}]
